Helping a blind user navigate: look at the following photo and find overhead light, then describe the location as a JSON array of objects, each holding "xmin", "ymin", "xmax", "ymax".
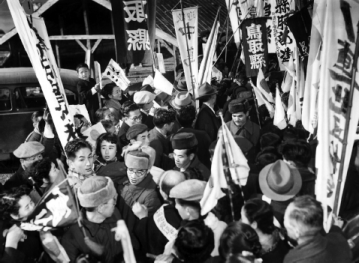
[{"xmin": 0, "ymin": 51, "xmax": 10, "ymax": 66}]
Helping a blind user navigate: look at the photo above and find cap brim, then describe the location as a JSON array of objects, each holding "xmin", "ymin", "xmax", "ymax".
[
  {"xmin": 169, "ymin": 98, "xmax": 195, "ymax": 110},
  {"xmin": 195, "ymin": 90, "xmax": 218, "ymax": 100},
  {"xmin": 259, "ymin": 163, "xmax": 302, "ymax": 201}
]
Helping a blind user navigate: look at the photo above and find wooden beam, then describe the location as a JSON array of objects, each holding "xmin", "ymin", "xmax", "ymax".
[
  {"xmin": 0, "ymin": 28, "xmax": 17, "ymax": 46},
  {"xmin": 155, "ymin": 29, "xmax": 177, "ymax": 47},
  {"xmin": 33, "ymin": 0, "xmax": 59, "ymax": 16},
  {"xmin": 91, "ymin": 39, "xmax": 102, "ymax": 53},
  {"xmin": 49, "ymin": 35, "xmax": 115, "ymax": 40},
  {"xmin": 159, "ymin": 39, "xmax": 174, "ymax": 56},
  {"xmin": 75, "ymin": 39, "xmax": 87, "ymax": 52},
  {"xmin": 91, "ymin": 0, "xmax": 111, "ymax": 10}
]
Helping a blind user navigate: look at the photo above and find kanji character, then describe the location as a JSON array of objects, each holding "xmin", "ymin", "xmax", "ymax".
[
  {"xmin": 123, "ymin": 0, "xmax": 147, "ymax": 23},
  {"xmin": 267, "ymin": 25, "xmax": 272, "ymax": 43},
  {"xmin": 275, "ymin": 0, "xmax": 290, "ymax": 14},
  {"xmin": 247, "ymin": 39, "xmax": 264, "ymax": 54},
  {"xmin": 334, "ymin": 84, "xmax": 343, "ymax": 102},
  {"xmin": 127, "ymin": 29, "xmax": 151, "ymax": 51},
  {"xmin": 333, "ymin": 40, "xmax": 353, "ymax": 78},
  {"xmin": 249, "ymin": 54, "xmax": 265, "ymax": 69},
  {"xmin": 183, "ymin": 47, "xmax": 195, "ymax": 66},
  {"xmin": 64, "ymin": 123, "xmax": 77, "ymax": 141},
  {"xmin": 277, "ymin": 14, "xmax": 286, "ymax": 31},
  {"xmin": 341, "ymin": 88, "xmax": 349, "ymax": 114},
  {"xmin": 178, "ymin": 22, "xmax": 195, "ymax": 40},
  {"xmin": 279, "ymin": 47, "xmax": 291, "ymax": 63},
  {"xmin": 277, "ymin": 30, "xmax": 293, "ymax": 45},
  {"xmin": 246, "ymin": 23, "xmax": 262, "ymax": 40},
  {"xmin": 264, "ymin": 2, "xmax": 271, "ymax": 16}
]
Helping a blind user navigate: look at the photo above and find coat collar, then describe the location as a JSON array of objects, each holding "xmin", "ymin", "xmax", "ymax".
[{"xmin": 228, "ymin": 119, "xmax": 254, "ymax": 135}]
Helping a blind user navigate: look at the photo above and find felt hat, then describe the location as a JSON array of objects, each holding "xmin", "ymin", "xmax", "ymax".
[
  {"xmin": 126, "ymin": 124, "xmax": 148, "ymax": 140},
  {"xmin": 172, "ymin": 132, "xmax": 198, "ymax": 150},
  {"xmin": 169, "ymin": 91, "xmax": 195, "ymax": 110},
  {"xmin": 173, "ymin": 72, "xmax": 187, "ymax": 92},
  {"xmin": 125, "ymin": 151, "xmax": 150, "ymax": 170},
  {"xmin": 134, "ymin": 91, "xmax": 156, "ymax": 104},
  {"xmin": 169, "ymin": 179, "xmax": 206, "ymax": 201},
  {"xmin": 13, "ymin": 141, "xmax": 45, "ymax": 159},
  {"xmin": 228, "ymin": 98, "xmax": 250, "ymax": 114},
  {"xmin": 78, "ymin": 176, "xmax": 116, "ymax": 208},
  {"xmin": 233, "ymin": 135, "xmax": 253, "ymax": 154},
  {"xmin": 195, "ymin": 82, "xmax": 217, "ymax": 100},
  {"xmin": 259, "ymin": 160, "xmax": 302, "ymax": 201}
]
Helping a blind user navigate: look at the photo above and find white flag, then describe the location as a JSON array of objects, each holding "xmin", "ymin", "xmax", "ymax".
[
  {"xmin": 154, "ymin": 69, "xmax": 173, "ymax": 95},
  {"xmin": 273, "ymin": 87, "xmax": 287, "ymax": 130},
  {"xmin": 103, "ymin": 59, "xmax": 130, "ymax": 90}
]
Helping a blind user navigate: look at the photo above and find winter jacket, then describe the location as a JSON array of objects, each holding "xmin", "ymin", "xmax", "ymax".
[
  {"xmin": 173, "ymin": 156, "xmax": 211, "ymax": 181},
  {"xmin": 148, "ymin": 128, "xmax": 174, "ymax": 170},
  {"xmin": 94, "ymin": 158, "xmax": 127, "ymax": 189},
  {"xmin": 194, "ymin": 104, "xmax": 221, "ymax": 142},
  {"xmin": 77, "ymin": 78, "xmax": 99, "ymax": 123}
]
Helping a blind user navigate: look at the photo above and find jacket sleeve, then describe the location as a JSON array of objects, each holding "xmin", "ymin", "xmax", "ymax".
[
  {"xmin": 0, "ymin": 248, "xmax": 18, "ymax": 263},
  {"xmin": 150, "ymin": 139, "xmax": 164, "ymax": 168},
  {"xmin": 143, "ymin": 191, "xmax": 161, "ymax": 215},
  {"xmin": 195, "ymin": 112, "xmax": 216, "ymax": 142},
  {"xmin": 61, "ymin": 226, "xmax": 83, "ymax": 263},
  {"xmin": 77, "ymin": 81, "xmax": 94, "ymax": 105}
]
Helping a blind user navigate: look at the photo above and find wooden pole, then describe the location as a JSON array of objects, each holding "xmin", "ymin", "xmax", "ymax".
[{"xmin": 333, "ymin": 22, "xmax": 359, "ymax": 215}]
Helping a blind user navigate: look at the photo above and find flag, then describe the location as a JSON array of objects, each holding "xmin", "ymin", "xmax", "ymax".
[
  {"xmin": 153, "ymin": 69, "xmax": 173, "ymax": 95},
  {"xmin": 6, "ymin": 0, "xmax": 77, "ymax": 149},
  {"xmin": 273, "ymin": 87, "xmax": 287, "ymax": 130},
  {"xmin": 172, "ymin": 7, "xmax": 199, "ymax": 94},
  {"xmin": 315, "ymin": 0, "xmax": 359, "ymax": 231},
  {"xmin": 197, "ymin": 12, "xmax": 220, "ymax": 90},
  {"xmin": 287, "ymin": 75, "xmax": 297, "ymax": 126},
  {"xmin": 103, "ymin": 59, "xmax": 131, "ymax": 90},
  {"xmin": 110, "ymin": 0, "xmax": 156, "ymax": 65},
  {"xmin": 251, "ymin": 80, "xmax": 274, "ymax": 117},
  {"xmin": 256, "ymin": 68, "xmax": 274, "ymax": 103},
  {"xmin": 200, "ymin": 123, "xmax": 250, "ymax": 215}
]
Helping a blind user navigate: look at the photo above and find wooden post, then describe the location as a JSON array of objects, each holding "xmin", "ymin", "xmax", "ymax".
[
  {"xmin": 55, "ymin": 15, "xmax": 64, "ymax": 68},
  {"xmin": 173, "ymin": 46, "xmax": 177, "ymax": 79}
]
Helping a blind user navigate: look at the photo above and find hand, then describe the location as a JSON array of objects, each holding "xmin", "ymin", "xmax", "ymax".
[
  {"xmin": 94, "ymin": 83, "xmax": 101, "ymax": 92},
  {"xmin": 43, "ymin": 109, "xmax": 50, "ymax": 123},
  {"xmin": 5, "ymin": 225, "xmax": 26, "ymax": 249},
  {"xmin": 155, "ymin": 254, "xmax": 174, "ymax": 263},
  {"xmin": 332, "ymin": 214, "xmax": 345, "ymax": 228},
  {"xmin": 132, "ymin": 202, "xmax": 148, "ymax": 219}
]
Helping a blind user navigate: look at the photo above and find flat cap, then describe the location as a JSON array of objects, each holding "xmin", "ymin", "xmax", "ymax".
[
  {"xmin": 134, "ymin": 91, "xmax": 155, "ymax": 104},
  {"xmin": 13, "ymin": 141, "xmax": 45, "ymax": 159},
  {"xmin": 228, "ymin": 98, "xmax": 250, "ymax": 114},
  {"xmin": 169, "ymin": 179, "xmax": 206, "ymax": 201},
  {"xmin": 172, "ymin": 132, "xmax": 198, "ymax": 150},
  {"xmin": 126, "ymin": 124, "xmax": 148, "ymax": 140}
]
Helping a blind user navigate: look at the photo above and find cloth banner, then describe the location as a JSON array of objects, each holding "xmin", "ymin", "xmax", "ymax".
[
  {"xmin": 241, "ymin": 17, "xmax": 269, "ymax": 77},
  {"xmin": 314, "ymin": 0, "xmax": 359, "ymax": 230},
  {"xmin": 7, "ymin": 1, "xmax": 77, "ymax": 149},
  {"xmin": 172, "ymin": 7, "xmax": 198, "ymax": 94},
  {"xmin": 273, "ymin": 87, "xmax": 287, "ymax": 130},
  {"xmin": 154, "ymin": 69, "xmax": 173, "ymax": 95},
  {"xmin": 103, "ymin": 59, "xmax": 131, "ymax": 90},
  {"xmin": 110, "ymin": 0, "xmax": 156, "ymax": 65}
]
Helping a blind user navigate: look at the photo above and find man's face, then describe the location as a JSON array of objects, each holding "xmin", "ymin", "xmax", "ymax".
[
  {"xmin": 127, "ymin": 168, "xmax": 147, "ymax": 185},
  {"xmin": 21, "ymin": 154, "xmax": 43, "ymax": 170},
  {"xmin": 99, "ymin": 194, "xmax": 117, "ymax": 218},
  {"xmin": 165, "ymin": 121, "xmax": 175, "ymax": 135},
  {"xmin": 143, "ymin": 101, "xmax": 154, "ymax": 112},
  {"xmin": 125, "ymin": 109, "xmax": 142, "ymax": 126},
  {"xmin": 78, "ymin": 67, "xmax": 90, "ymax": 81},
  {"xmin": 11, "ymin": 195, "xmax": 35, "ymax": 221},
  {"xmin": 284, "ymin": 204, "xmax": 299, "ymax": 247},
  {"xmin": 109, "ymin": 108, "xmax": 120, "ymax": 125},
  {"xmin": 232, "ymin": 112, "xmax": 248, "ymax": 128},
  {"xmin": 173, "ymin": 149, "xmax": 192, "ymax": 169},
  {"xmin": 69, "ymin": 148, "xmax": 94, "ymax": 175},
  {"xmin": 135, "ymin": 131, "xmax": 150, "ymax": 146},
  {"xmin": 103, "ymin": 110, "xmax": 112, "ymax": 121},
  {"xmin": 110, "ymin": 87, "xmax": 122, "ymax": 101}
]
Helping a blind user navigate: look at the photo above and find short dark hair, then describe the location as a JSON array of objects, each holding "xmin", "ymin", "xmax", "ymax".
[
  {"xmin": 153, "ymin": 108, "xmax": 176, "ymax": 128},
  {"xmin": 175, "ymin": 220, "xmax": 215, "ymax": 263},
  {"xmin": 95, "ymin": 133, "xmax": 118, "ymax": 157},
  {"xmin": 288, "ymin": 195, "xmax": 323, "ymax": 235},
  {"xmin": 0, "ymin": 185, "xmax": 31, "ymax": 220},
  {"xmin": 279, "ymin": 140, "xmax": 311, "ymax": 167},
  {"xmin": 27, "ymin": 157, "xmax": 53, "ymax": 185},
  {"xmin": 65, "ymin": 139, "xmax": 92, "ymax": 160},
  {"xmin": 76, "ymin": 63, "xmax": 89, "ymax": 72},
  {"xmin": 95, "ymin": 107, "xmax": 110, "ymax": 123},
  {"xmin": 121, "ymin": 101, "xmax": 139, "ymax": 118},
  {"xmin": 183, "ymin": 167, "xmax": 204, "ymax": 181},
  {"xmin": 31, "ymin": 110, "xmax": 43, "ymax": 122},
  {"xmin": 101, "ymin": 119, "xmax": 114, "ymax": 131},
  {"xmin": 101, "ymin": 83, "xmax": 117, "ymax": 100},
  {"xmin": 177, "ymin": 105, "xmax": 196, "ymax": 127},
  {"xmin": 219, "ymin": 222, "xmax": 262, "ymax": 260},
  {"xmin": 243, "ymin": 198, "xmax": 276, "ymax": 235}
]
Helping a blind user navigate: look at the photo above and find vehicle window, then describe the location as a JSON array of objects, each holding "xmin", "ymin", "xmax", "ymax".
[{"xmin": 0, "ymin": 88, "xmax": 11, "ymax": 111}]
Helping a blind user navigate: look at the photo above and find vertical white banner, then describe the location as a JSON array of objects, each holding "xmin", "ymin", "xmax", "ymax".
[
  {"xmin": 7, "ymin": 0, "xmax": 77, "ymax": 149},
  {"xmin": 172, "ymin": 7, "xmax": 198, "ymax": 94}
]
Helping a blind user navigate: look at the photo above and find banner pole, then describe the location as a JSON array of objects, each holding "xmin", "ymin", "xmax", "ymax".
[
  {"xmin": 180, "ymin": 0, "xmax": 196, "ymax": 96},
  {"xmin": 250, "ymin": 81, "xmax": 262, "ymax": 129},
  {"xmin": 333, "ymin": 22, "xmax": 359, "ymax": 216}
]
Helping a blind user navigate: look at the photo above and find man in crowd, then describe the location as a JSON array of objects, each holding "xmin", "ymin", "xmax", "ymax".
[
  {"xmin": 149, "ymin": 108, "xmax": 176, "ymax": 170},
  {"xmin": 134, "ymin": 90, "xmax": 156, "ymax": 130},
  {"xmin": 171, "ymin": 132, "xmax": 210, "ymax": 181},
  {"xmin": 126, "ymin": 123, "xmax": 150, "ymax": 147},
  {"xmin": 194, "ymin": 83, "xmax": 221, "ymax": 142},
  {"xmin": 284, "ymin": 195, "xmax": 352, "ymax": 263}
]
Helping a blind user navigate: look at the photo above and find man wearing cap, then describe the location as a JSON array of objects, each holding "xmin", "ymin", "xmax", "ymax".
[
  {"xmin": 194, "ymin": 82, "xmax": 221, "ymax": 142},
  {"xmin": 117, "ymin": 151, "xmax": 161, "ymax": 236},
  {"xmin": 61, "ymin": 176, "xmax": 125, "ymax": 262},
  {"xmin": 134, "ymin": 90, "xmax": 156, "ymax": 130},
  {"xmin": 226, "ymin": 98, "xmax": 260, "ymax": 147},
  {"xmin": 126, "ymin": 123, "xmax": 150, "ymax": 147},
  {"xmin": 133, "ymin": 170, "xmax": 185, "ymax": 256},
  {"xmin": 259, "ymin": 160, "xmax": 302, "ymax": 226},
  {"xmin": 171, "ymin": 132, "xmax": 211, "ymax": 181},
  {"xmin": 148, "ymin": 108, "xmax": 176, "ymax": 170},
  {"xmin": 170, "ymin": 179, "xmax": 227, "ymax": 256}
]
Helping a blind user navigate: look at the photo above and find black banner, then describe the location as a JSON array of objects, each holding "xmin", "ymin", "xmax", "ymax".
[
  {"xmin": 241, "ymin": 17, "xmax": 269, "ymax": 77},
  {"xmin": 110, "ymin": 0, "xmax": 156, "ymax": 65}
]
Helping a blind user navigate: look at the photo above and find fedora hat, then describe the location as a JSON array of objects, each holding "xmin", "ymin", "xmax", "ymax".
[
  {"xmin": 259, "ymin": 160, "xmax": 302, "ymax": 201},
  {"xmin": 195, "ymin": 82, "xmax": 217, "ymax": 100},
  {"xmin": 169, "ymin": 91, "xmax": 195, "ymax": 110}
]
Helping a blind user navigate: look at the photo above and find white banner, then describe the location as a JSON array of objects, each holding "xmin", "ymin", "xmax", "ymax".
[
  {"xmin": 103, "ymin": 59, "xmax": 130, "ymax": 90},
  {"xmin": 154, "ymin": 69, "xmax": 173, "ymax": 95},
  {"xmin": 172, "ymin": 7, "xmax": 198, "ymax": 94},
  {"xmin": 7, "ymin": 0, "xmax": 77, "ymax": 149}
]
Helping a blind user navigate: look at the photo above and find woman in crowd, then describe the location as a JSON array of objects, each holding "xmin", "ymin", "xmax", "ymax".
[
  {"xmin": 241, "ymin": 198, "xmax": 290, "ymax": 263},
  {"xmin": 94, "ymin": 133, "xmax": 127, "ymax": 188},
  {"xmin": 102, "ymin": 83, "xmax": 123, "ymax": 111}
]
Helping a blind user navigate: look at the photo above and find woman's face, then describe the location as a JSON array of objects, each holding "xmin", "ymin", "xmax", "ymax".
[
  {"xmin": 12, "ymin": 195, "xmax": 35, "ymax": 221},
  {"xmin": 100, "ymin": 140, "xmax": 117, "ymax": 162},
  {"xmin": 110, "ymin": 87, "xmax": 122, "ymax": 101}
]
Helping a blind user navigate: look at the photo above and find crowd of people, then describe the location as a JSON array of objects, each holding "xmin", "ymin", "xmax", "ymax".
[{"xmin": 0, "ymin": 61, "xmax": 358, "ymax": 263}]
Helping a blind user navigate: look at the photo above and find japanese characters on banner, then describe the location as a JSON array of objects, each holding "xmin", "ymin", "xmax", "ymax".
[
  {"xmin": 6, "ymin": 0, "xmax": 77, "ymax": 149},
  {"xmin": 110, "ymin": 0, "xmax": 156, "ymax": 65},
  {"xmin": 314, "ymin": 0, "xmax": 359, "ymax": 230},
  {"xmin": 172, "ymin": 7, "xmax": 198, "ymax": 94},
  {"xmin": 103, "ymin": 59, "xmax": 131, "ymax": 90},
  {"xmin": 241, "ymin": 18, "xmax": 269, "ymax": 77}
]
